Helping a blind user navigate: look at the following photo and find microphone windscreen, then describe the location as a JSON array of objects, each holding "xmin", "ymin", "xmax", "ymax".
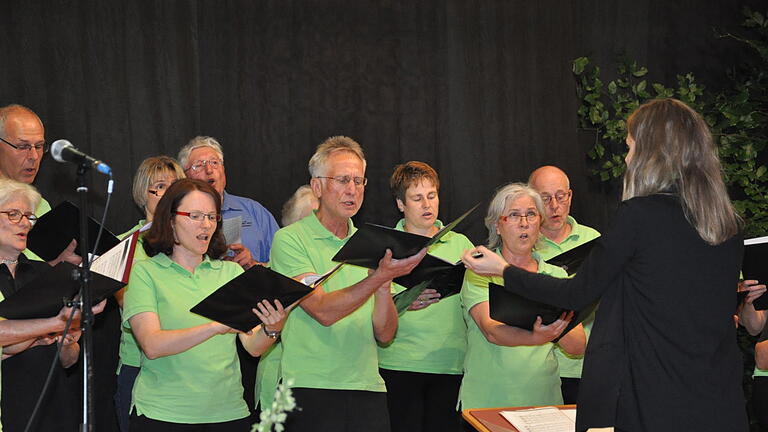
[{"xmin": 50, "ymin": 139, "xmax": 73, "ymax": 163}]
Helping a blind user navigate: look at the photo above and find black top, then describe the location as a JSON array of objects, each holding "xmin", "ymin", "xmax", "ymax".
[
  {"xmin": 0, "ymin": 256, "xmax": 122, "ymax": 432},
  {"xmin": 503, "ymin": 194, "xmax": 747, "ymax": 432}
]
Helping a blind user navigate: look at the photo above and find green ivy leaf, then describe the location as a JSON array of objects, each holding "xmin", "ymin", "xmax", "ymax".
[{"xmin": 573, "ymin": 57, "xmax": 589, "ymax": 75}]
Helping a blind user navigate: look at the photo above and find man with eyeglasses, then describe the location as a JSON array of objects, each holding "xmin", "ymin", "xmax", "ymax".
[
  {"xmin": 178, "ymin": 135, "xmax": 279, "ymax": 420},
  {"xmin": 260, "ymin": 136, "xmax": 425, "ymax": 432},
  {"xmin": 0, "ymin": 105, "xmax": 49, "ymax": 212},
  {"xmin": 178, "ymin": 136, "xmax": 279, "ymax": 270},
  {"xmin": 528, "ymin": 165, "xmax": 600, "ymax": 405},
  {"xmin": 0, "ymin": 105, "xmax": 79, "ymax": 264}
]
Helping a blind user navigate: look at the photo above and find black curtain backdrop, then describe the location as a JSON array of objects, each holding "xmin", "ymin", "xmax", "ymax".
[{"xmin": 0, "ymin": 1, "xmax": 760, "ymax": 430}]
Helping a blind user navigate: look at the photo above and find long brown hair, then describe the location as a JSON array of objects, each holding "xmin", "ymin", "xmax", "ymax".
[
  {"xmin": 142, "ymin": 178, "xmax": 227, "ymax": 258},
  {"xmin": 624, "ymin": 98, "xmax": 741, "ymax": 245}
]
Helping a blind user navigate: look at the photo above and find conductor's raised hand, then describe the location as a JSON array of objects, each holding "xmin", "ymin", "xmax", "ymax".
[
  {"xmin": 461, "ymin": 246, "xmax": 508, "ymax": 277},
  {"xmin": 531, "ymin": 311, "xmax": 574, "ymax": 344},
  {"xmin": 374, "ymin": 248, "xmax": 427, "ymax": 281}
]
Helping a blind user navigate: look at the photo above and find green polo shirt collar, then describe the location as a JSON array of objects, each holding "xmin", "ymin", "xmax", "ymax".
[
  {"xmin": 306, "ymin": 211, "xmax": 357, "ymax": 241},
  {"xmin": 151, "ymin": 252, "xmax": 222, "ymax": 271}
]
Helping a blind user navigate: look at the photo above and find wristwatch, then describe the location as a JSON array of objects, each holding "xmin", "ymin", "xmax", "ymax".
[{"xmin": 262, "ymin": 325, "xmax": 281, "ymax": 339}]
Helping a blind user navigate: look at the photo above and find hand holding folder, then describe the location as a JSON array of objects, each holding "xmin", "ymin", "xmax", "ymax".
[
  {"xmin": 488, "ymin": 283, "xmax": 597, "ymax": 343},
  {"xmin": 742, "ymin": 236, "xmax": 768, "ymax": 310},
  {"xmin": 190, "ymin": 264, "xmax": 342, "ymax": 332},
  {"xmin": 0, "ymin": 262, "xmax": 125, "ymax": 320}
]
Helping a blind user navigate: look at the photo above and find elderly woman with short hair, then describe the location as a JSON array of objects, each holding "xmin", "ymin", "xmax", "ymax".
[
  {"xmin": 0, "ymin": 178, "xmax": 104, "ymax": 431},
  {"xmin": 459, "ymin": 182, "xmax": 585, "ymax": 410}
]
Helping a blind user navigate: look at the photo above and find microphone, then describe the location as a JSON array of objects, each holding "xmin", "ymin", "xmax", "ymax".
[{"xmin": 50, "ymin": 140, "xmax": 112, "ymax": 175}]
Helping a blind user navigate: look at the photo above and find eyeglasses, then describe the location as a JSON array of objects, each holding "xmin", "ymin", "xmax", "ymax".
[
  {"xmin": 0, "ymin": 137, "xmax": 48, "ymax": 154},
  {"xmin": 315, "ymin": 175, "xmax": 368, "ymax": 187},
  {"xmin": 148, "ymin": 181, "xmax": 173, "ymax": 197},
  {"xmin": 0, "ymin": 210, "xmax": 38, "ymax": 225},
  {"xmin": 540, "ymin": 191, "xmax": 571, "ymax": 205},
  {"xmin": 174, "ymin": 211, "xmax": 221, "ymax": 222},
  {"xmin": 500, "ymin": 210, "xmax": 539, "ymax": 224},
  {"xmin": 186, "ymin": 159, "xmax": 223, "ymax": 172}
]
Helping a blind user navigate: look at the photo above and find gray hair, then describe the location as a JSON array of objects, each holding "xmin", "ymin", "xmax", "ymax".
[
  {"xmin": 177, "ymin": 136, "xmax": 225, "ymax": 170},
  {"xmin": 131, "ymin": 156, "xmax": 186, "ymax": 210},
  {"xmin": 308, "ymin": 136, "xmax": 366, "ymax": 177},
  {"xmin": 0, "ymin": 178, "xmax": 41, "ymax": 212},
  {"xmin": 281, "ymin": 185, "xmax": 318, "ymax": 226},
  {"xmin": 485, "ymin": 182, "xmax": 545, "ymax": 250}
]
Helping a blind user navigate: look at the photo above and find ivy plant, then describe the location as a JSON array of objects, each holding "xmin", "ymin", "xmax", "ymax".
[{"xmin": 573, "ymin": 7, "xmax": 768, "ymax": 236}]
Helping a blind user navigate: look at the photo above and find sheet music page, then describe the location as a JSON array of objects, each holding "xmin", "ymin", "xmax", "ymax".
[
  {"xmin": 500, "ymin": 407, "xmax": 575, "ymax": 432},
  {"xmin": 89, "ymin": 232, "xmax": 138, "ymax": 282},
  {"xmin": 222, "ymin": 216, "xmax": 242, "ymax": 245}
]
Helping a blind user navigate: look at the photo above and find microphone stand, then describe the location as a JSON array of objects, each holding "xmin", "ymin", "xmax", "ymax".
[{"xmin": 76, "ymin": 163, "xmax": 95, "ymax": 432}]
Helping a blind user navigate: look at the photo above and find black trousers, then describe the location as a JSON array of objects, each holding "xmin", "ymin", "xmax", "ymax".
[
  {"xmin": 560, "ymin": 377, "xmax": 581, "ymax": 405},
  {"xmin": 754, "ymin": 376, "xmax": 768, "ymax": 431},
  {"xmin": 286, "ymin": 388, "xmax": 391, "ymax": 432},
  {"xmin": 129, "ymin": 413, "xmax": 251, "ymax": 432},
  {"xmin": 380, "ymin": 368, "xmax": 463, "ymax": 432}
]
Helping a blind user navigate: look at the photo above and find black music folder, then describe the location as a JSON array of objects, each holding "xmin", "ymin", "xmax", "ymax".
[
  {"xmin": 0, "ymin": 262, "xmax": 125, "ymax": 320},
  {"xmin": 392, "ymin": 255, "xmax": 467, "ymax": 314},
  {"xmin": 488, "ymin": 283, "xmax": 597, "ymax": 343},
  {"xmin": 543, "ymin": 237, "xmax": 599, "ymax": 276},
  {"xmin": 27, "ymin": 201, "xmax": 121, "ymax": 262},
  {"xmin": 332, "ymin": 203, "xmax": 479, "ymax": 268},
  {"xmin": 190, "ymin": 264, "xmax": 325, "ymax": 332},
  {"xmin": 743, "ymin": 236, "xmax": 768, "ymax": 310}
]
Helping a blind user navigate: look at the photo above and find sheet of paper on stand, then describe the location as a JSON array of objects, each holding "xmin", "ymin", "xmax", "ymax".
[{"xmin": 500, "ymin": 407, "xmax": 575, "ymax": 432}]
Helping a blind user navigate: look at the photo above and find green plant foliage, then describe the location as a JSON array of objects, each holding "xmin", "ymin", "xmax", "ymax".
[{"xmin": 573, "ymin": 7, "xmax": 768, "ymax": 236}]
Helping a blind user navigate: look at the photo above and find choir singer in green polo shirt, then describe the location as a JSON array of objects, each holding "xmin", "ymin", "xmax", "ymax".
[
  {"xmin": 528, "ymin": 166, "xmax": 600, "ymax": 404},
  {"xmin": 267, "ymin": 136, "xmax": 426, "ymax": 432}
]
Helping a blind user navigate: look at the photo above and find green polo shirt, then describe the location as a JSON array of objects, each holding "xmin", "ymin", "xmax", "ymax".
[
  {"xmin": 269, "ymin": 212, "xmax": 384, "ymax": 392},
  {"xmin": 459, "ymin": 251, "xmax": 566, "ymax": 409},
  {"xmin": 535, "ymin": 215, "xmax": 600, "ymax": 379},
  {"xmin": 123, "ymin": 253, "xmax": 249, "ymax": 423},
  {"xmin": 377, "ymin": 219, "xmax": 474, "ymax": 374},
  {"xmin": 116, "ymin": 220, "xmax": 148, "ymax": 371},
  {"xmin": 22, "ymin": 197, "xmax": 51, "ymax": 261}
]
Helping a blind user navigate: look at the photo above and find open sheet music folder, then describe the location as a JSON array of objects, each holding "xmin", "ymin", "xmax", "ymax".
[
  {"xmin": 189, "ymin": 264, "xmax": 341, "ymax": 332},
  {"xmin": 27, "ymin": 200, "xmax": 121, "ymax": 262},
  {"xmin": 489, "ymin": 283, "xmax": 596, "ymax": 343},
  {"xmin": 0, "ymin": 262, "xmax": 125, "ymax": 320},
  {"xmin": 543, "ymin": 237, "xmax": 599, "ymax": 276},
  {"xmin": 331, "ymin": 203, "xmax": 479, "ymax": 268},
  {"xmin": 743, "ymin": 236, "xmax": 768, "ymax": 310}
]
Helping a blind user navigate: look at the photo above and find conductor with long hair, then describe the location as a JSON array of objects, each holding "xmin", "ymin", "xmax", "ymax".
[{"xmin": 463, "ymin": 99, "xmax": 749, "ymax": 431}]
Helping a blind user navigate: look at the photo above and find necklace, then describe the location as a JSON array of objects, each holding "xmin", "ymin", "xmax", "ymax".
[{"xmin": 0, "ymin": 258, "xmax": 18, "ymax": 266}]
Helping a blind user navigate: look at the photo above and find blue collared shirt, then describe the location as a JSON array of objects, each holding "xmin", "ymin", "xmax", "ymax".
[{"xmin": 221, "ymin": 191, "xmax": 279, "ymax": 262}]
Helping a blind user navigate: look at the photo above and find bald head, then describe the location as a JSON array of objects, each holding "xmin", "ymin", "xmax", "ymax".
[
  {"xmin": 0, "ymin": 105, "xmax": 45, "ymax": 184},
  {"xmin": 528, "ymin": 165, "xmax": 572, "ymax": 238},
  {"xmin": 528, "ymin": 165, "xmax": 570, "ymax": 189}
]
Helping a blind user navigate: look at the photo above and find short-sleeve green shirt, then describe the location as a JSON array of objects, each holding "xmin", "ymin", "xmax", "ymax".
[
  {"xmin": 459, "ymin": 252, "xmax": 566, "ymax": 409},
  {"xmin": 535, "ymin": 215, "xmax": 600, "ymax": 378},
  {"xmin": 123, "ymin": 253, "xmax": 249, "ymax": 423},
  {"xmin": 377, "ymin": 219, "xmax": 474, "ymax": 374},
  {"xmin": 116, "ymin": 220, "xmax": 148, "ymax": 371},
  {"xmin": 22, "ymin": 197, "xmax": 51, "ymax": 261},
  {"xmin": 269, "ymin": 212, "xmax": 384, "ymax": 392}
]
